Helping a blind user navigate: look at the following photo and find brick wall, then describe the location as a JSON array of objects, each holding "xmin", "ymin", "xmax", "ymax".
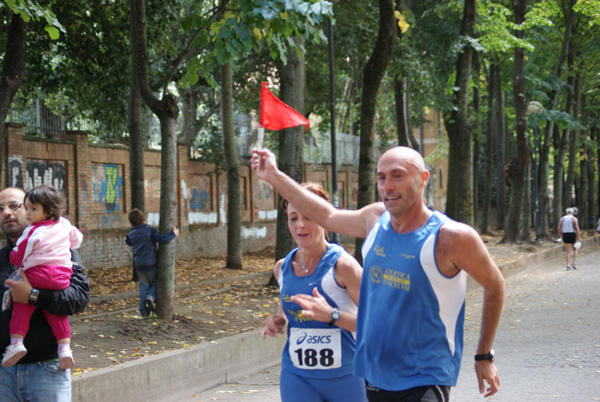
[{"xmin": 2, "ymin": 123, "xmax": 357, "ymax": 269}]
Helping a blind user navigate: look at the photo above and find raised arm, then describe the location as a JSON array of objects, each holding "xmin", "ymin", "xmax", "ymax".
[{"xmin": 251, "ymin": 148, "xmax": 384, "ymax": 238}]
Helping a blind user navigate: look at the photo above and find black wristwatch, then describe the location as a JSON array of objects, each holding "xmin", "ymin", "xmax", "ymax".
[
  {"xmin": 28, "ymin": 288, "xmax": 40, "ymax": 304},
  {"xmin": 328, "ymin": 308, "xmax": 341, "ymax": 327},
  {"xmin": 474, "ymin": 350, "xmax": 495, "ymax": 362}
]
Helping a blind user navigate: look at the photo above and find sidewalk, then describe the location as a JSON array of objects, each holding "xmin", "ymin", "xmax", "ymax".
[{"xmin": 73, "ymin": 237, "xmax": 600, "ymax": 402}]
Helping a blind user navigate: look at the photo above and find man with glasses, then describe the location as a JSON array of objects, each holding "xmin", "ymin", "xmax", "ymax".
[{"xmin": 0, "ymin": 187, "xmax": 90, "ymax": 402}]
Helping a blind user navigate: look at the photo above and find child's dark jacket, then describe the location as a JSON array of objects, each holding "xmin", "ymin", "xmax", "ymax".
[{"xmin": 126, "ymin": 224, "xmax": 176, "ymax": 272}]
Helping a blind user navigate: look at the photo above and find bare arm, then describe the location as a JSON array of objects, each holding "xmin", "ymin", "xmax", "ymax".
[
  {"xmin": 291, "ymin": 251, "xmax": 362, "ymax": 332},
  {"xmin": 437, "ymin": 222, "xmax": 505, "ymax": 397},
  {"xmin": 261, "ymin": 260, "xmax": 287, "ymax": 339},
  {"xmin": 252, "ymin": 148, "xmax": 383, "ymax": 238},
  {"xmin": 574, "ymin": 218, "xmax": 581, "ymax": 241}
]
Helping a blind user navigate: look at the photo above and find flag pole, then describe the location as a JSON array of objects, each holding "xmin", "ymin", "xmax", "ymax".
[{"xmin": 256, "ymin": 126, "xmax": 265, "ymax": 172}]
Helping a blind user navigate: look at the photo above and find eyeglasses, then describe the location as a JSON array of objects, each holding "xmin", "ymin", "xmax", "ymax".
[{"xmin": 0, "ymin": 202, "xmax": 23, "ymax": 213}]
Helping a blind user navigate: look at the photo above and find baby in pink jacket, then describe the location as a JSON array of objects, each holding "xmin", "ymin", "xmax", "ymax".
[{"xmin": 1, "ymin": 185, "xmax": 82, "ymax": 369}]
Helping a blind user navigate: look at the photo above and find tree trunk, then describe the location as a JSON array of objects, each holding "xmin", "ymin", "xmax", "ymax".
[
  {"xmin": 130, "ymin": 0, "xmax": 179, "ymax": 320},
  {"xmin": 0, "ymin": 14, "xmax": 27, "ymax": 185},
  {"xmin": 502, "ymin": 0, "xmax": 530, "ymax": 243},
  {"xmin": 220, "ymin": 61, "xmax": 242, "ymax": 269},
  {"xmin": 393, "ymin": 76, "xmax": 419, "ymax": 150},
  {"xmin": 597, "ymin": 127, "xmax": 600, "ymax": 224},
  {"xmin": 481, "ymin": 63, "xmax": 494, "ymax": 234},
  {"xmin": 275, "ymin": 37, "xmax": 306, "ymax": 263},
  {"xmin": 181, "ymin": 88, "xmax": 200, "ymax": 147},
  {"xmin": 521, "ymin": 161, "xmax": 532, "ymax": 241},
  {"xmin": 444, "ymin": 0, "xmax": 476, "ymax": 226},
  {"xmin": 563, "ymin": 71, "xmax": 579, "ymax": 210},
  {"xmin": 552, "ymin": 53, "xmax": 575, "ymax": 232},
  {"xmin": 538, "ymin": 0, "xmax": 576, "ymax": 237},
  {"xmin": 494, "ymin": 65, "xmax": 506, "ymax": 230},
  {"xmin": 579, "ymin": 157, "xmax": 588, "ymax": 228},
  {"xmin": 355, "ymin": 0, "xmax": 397, "ymax": 263},
  {"xmin": 472, "ymin": 51, "xmax": 480, "ymax": 229},
  {"xmin": 552, "ymin": 126, "xmax": 569, "ymax": 232},
  {"xmin": 394, "ymin": 76, "xmax": 408, "ymax": 147},
  {"xmin": 128, "ymin": 30, "xmax": 145, "ymax": 283},
  {"xmin": 587, "ymin": 124, "xmax": 597, "ymax": 226}
]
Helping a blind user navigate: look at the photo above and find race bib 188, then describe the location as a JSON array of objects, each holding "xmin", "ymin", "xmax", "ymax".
[{"xmin": 288, "ymin": 328, "xmax": 342, "ymax": 370}]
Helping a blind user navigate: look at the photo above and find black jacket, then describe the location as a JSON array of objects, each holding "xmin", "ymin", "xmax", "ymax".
[{"xmin": 0, "ymin": 242, "xmax": 90, "ymax": 364}]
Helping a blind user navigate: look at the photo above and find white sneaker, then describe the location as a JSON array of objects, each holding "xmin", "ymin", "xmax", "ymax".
[
  {"xmin": 58, "ymin": 346, "xmax": 74, "ymax": 370},
  {"xmin": 2, "ymin": 343, "xmax": 27, "ymax": 367}
]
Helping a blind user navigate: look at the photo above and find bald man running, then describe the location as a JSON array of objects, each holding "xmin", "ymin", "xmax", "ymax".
[{"xmin": 252, "ymin": 146, "xmax": 505, "ymax": 401}]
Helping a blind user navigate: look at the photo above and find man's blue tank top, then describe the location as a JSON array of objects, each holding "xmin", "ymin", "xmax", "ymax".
[
  {"xmin": 354, "ymin": 211, "xmax": 467, "ymax": 391},
  {"xmin": 279, "ymin": 243, "xmax": 358, "ymax": 378}
]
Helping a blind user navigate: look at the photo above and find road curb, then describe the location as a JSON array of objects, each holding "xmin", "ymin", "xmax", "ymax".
[
  {"xmin": 72, "ymin": 328, "xmax": 285, "ymax": 402},
  {"xmin": 72, "ymin": 237, "xmax": 599, "ymax": 402}
]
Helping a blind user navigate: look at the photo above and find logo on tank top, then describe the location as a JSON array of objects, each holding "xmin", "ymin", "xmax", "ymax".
[
  {"xmin": 369, "ymin": 265, "xmax": 410, "ymax": 291},
  {"xmin": 289, "ymin": 309, "xmax": 312, "ymax": 323},
  {"xmin": 369, "ymin": 265, "xmax": 383, "ymax": 284},
  {"xmin": 374, "ymin": 245, "xmax": 386, "ymax": 257}
]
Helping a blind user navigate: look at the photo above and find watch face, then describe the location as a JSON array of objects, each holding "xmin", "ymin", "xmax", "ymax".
[{"xmin": 332, "ymin": 309, "xmax": 341, "ymax": 321}]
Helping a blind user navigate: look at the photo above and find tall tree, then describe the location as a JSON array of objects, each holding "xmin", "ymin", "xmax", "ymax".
[
  {"xmin": 494, "ymin": 66, "xmax": 507, "ymax": 230},
  {"xmin": 130, "ymin": 0, "xmax": 180, "ymax": 319},
  {"xmin": 0, "ymin": 13, "xmax": 27, "ymax": 186},
  {"xmin": 0, "ymin": 3, "xmax": 62, "ymax": 183},
  {"xmin": 563, "ymin": 70, "xmax": 580, "ymax": 210},
  {"xmin": 538, "ymin": 0, "xmax": 576, "ymax": 237},
  {"xmin": 502, "ymin": 0, "xmax": 530, "ymax": 243},
  {"xmin": 355, "ymin": 0, "xmax": 397, "ymax": 262},
  {"xmin": 481, "ymin": 61, "xmax": 497, "ymax": 235},
  {"xmin": 275, "ymin": 38, "xmax": 306, "ymax": 262},
  {"xmin": 220, "ymin": 60, "xmax": 242, "ymax": 269},
  {"xmin": 444, "ymin": 0, "xmax": 477, "ymax": 225}
]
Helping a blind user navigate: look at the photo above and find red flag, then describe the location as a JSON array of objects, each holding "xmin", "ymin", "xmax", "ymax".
[{"xmin": 259, "ymin": 82, "xmax": 309, "ymax": 132}]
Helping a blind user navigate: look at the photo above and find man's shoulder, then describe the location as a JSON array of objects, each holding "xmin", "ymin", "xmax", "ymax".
[{"xmin": 437, "ymin": 219, "xmax": 480, "ymax": 247}]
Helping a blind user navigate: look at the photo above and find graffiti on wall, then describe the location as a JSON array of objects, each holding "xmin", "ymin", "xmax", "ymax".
[
  {"xmin": 92, "ymin": 163, "xmax": 123, "ymax": 213},
  {"xmin": 94, "ymin": 214, "xmax": 123, "ymax": 229},
  {"xmin": 26, "ymin": 159, "xmax": 66, "ymax": 192},
  {"xmin": 187, "ymin": 174, "xmax": 215, "ymax": 224},
  {"xmin": 189, "ymin": 175, "xmax": 212, "ymax": 212},
  {"xmin": 8, "ymin": 156, "xmax": 23, "ymax": 188}
]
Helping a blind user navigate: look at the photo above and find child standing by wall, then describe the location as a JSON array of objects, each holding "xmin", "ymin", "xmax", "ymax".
[
  {"xmin": 2, "ymin": 185, "xmax": 83, "ymax": 369},
  {"xmin": 126, "ymin": 209, "xmax": 179, "ymax": 317}
]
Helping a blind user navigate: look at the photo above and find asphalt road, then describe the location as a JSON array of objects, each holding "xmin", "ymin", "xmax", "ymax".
[{"xmin": 179, "ymin": 245, "xmax": 600, "ymax": 402}]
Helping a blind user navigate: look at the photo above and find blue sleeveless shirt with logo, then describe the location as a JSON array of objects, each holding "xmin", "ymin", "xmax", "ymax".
[
  {"xmin": 279, "ymin": 243, "xmax": 358, "ymax": 379},
  {"xmin": 354, "ymin": 211, "xmax": 467, "ymax": 390}
]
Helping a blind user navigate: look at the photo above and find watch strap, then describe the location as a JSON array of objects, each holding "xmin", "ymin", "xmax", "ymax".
[
  {"xmin": 28, "ymin": 288, "xmax": 39, "ymax": 304},
  {"xmin": 474, "ymin": 350, "xmax": 495, "ymax": 362},
  {"xmin": 328, "ymin": 308, "xmax": 340, "ymax": 327}
]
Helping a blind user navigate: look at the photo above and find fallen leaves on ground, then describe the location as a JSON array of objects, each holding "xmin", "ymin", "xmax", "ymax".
[{"xmin": 72, "ymin": 232, "xmax": 594, "ymax": 373}]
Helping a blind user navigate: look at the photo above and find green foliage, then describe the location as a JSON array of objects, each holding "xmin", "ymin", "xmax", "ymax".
[
  {"xmin": 1, "ymin": 0, "xmax": 64, "ymax": 38},
  {"xmin": 179, "ymin": 0, "xmax": 333, "ymax": 89}
]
